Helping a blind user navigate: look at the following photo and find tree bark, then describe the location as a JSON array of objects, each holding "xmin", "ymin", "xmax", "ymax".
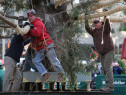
[{"xmin": 32, "ymin": 0, "xmax": 70, "ymax": 59}]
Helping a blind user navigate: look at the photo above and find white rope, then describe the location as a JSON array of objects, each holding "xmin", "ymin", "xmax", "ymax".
[
  {"xmin": 42, "ymin": 24, "xmax": 47, "ymax": 45},
  {"xmin": 31, "ymin": 0, "xmax": 33, "ymax": 9},
  {"xmin": 101, "ymin": 25, "xmax": 104, "ymax": 44},
  {"xmin": 101, "ymin": 18, "xmax": 106, "ymax": 45}
]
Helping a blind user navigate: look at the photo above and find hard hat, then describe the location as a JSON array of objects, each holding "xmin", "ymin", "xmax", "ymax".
[{"xmin": 27, "ymin": 9, "xmax": 36, "ymax": 16}]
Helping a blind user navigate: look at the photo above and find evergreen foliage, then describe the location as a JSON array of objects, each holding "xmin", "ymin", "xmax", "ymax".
[
  {"xmin": 1, "ymin": 0, "xmax": 29, "ymax": 12},
  {"xmin": 117, "ymin": 58, "xmax": 126, "ymax": 74},
  {"xmin": 119, "ymin": 25, "xmax": 126, "ymax": 31},
  {"xmin": 58, "ymin": 20, "xmax": 96, "ymax": 89}
]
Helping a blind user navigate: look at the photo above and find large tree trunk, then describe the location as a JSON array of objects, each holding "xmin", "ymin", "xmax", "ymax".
[{"xmin": 32, "ymin": 0, "xmax": 70, "ymax": 59}]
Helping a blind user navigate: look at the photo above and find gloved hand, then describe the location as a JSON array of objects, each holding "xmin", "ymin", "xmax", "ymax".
[
  {"xmin": 24, "ymin": 22, "xmax": 30, "ymax": 27},
  {"xmin": 23, "ymin": 21, "xmax": 33, "ymax": 29},
  {"xmin": 30, "ymin": 24, "xmax": 33, "ymax": 29},
  {"xmin": 103, "ymin": 9, "xmax": 108, "ymax": 12}
]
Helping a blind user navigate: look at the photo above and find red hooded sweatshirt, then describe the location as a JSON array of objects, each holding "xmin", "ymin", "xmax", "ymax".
[
  {"xmin": 121, "ymin": 38, "xmax": 126, "ymax": 59},
  {"xmin": 26, "ymin": 18, "xmax": 53, "ymax": 51}
]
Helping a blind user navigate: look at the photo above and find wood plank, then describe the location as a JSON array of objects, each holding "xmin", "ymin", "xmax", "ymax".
[{"xmin": 0, "ymin": 90, "xmax": 111, "ymax": 95}]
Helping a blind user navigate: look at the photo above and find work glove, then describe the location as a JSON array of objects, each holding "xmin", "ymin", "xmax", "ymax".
[
  {"xmin": 24, "ymin": 22, "xmax": 30, "ymax": 27},
  {"xmin": 24, "ymin": 21, "xmax": 33, "ymax": 29},
  {"xmin": 30, "ymin": 24, "xmax": 33, "ymax": 29},
  {"xmin": 23, "ymin": 22, "xmax": 33, "ymax": 29}
]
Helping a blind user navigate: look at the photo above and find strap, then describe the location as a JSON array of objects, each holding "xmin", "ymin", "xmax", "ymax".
[
  {"xmin": 34, "ymin": 37, "xmax": 54, "ymax": 52},
  {"xmin": 36, "ymin": 37, "xmax": 52, "ymax": 47}
]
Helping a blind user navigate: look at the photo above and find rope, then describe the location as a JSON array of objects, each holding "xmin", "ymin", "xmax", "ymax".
[
  {"xmin": 101, "ymin": 17, "xmax": 106, "ymax": 45},
  {"xmin": 39, "ymin": 1, "xmax": 73, "ymax": 47},
  {"xmin": 101, "ymin": 24, "xmax": 104, "ymax": 44},
  {"xmin": 30, "ymin": 0, "xmax": 33, "ymax": 9}
]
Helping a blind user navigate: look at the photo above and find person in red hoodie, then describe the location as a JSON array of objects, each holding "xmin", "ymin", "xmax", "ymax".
[{"xmin": 26, "ymin": 9, "xmax": 63, "ymax": 84}]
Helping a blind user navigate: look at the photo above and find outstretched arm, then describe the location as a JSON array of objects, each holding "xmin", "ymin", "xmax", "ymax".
[
  {"xmin": 14, "ymin": 25, "xmax": 30, "ymax": 35},
  {"xmin": 85, "ymin": 15, "xmax": 93, "ymax": 36},
  {"xmin": 103, "ymin": 16, "xmax": 111, "ymax": 35}
]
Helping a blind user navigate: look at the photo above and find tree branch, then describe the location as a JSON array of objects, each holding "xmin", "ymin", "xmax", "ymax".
[
  {"xmin": 0, "ymin": 11, "xmax": 27, "ymax": 20},
  {"xmin": 0, "ymin": 0, "xmax": 4, "ymax": 2},
  {"xmin": 0, "ymin": 14, "xmax": 17, "ymax": 28},
  {"xmin": 109, "ymin": 17, "xmax": 126, "ymax": 22},
  {"xmin": 54, "ymin": 0, "xmax": 71, "ymax": 8},
  {"xmin": 0, "ymin": 36, "xmax": 11, "ymax": 39},
  {"xmin": 0, "ymin": 25, "xmax": 11, "ymax": 28},
  {"xmin": 90, "ymin": 0, "xmax": 121, "ymax": 12},
  {"xmin": 87, "ymin": 16, "xmax": 126, "ymax": 23},
  {"xmin": 81, "ymin": 5, "xmax": 126, "ymax": 20}
]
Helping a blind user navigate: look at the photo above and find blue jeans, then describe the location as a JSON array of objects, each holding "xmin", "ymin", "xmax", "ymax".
[
  {"xmin": 32, "ymin": 43, "xmax": 63, "ymax": 75},
  {"xmin": 22, "ymin": 51, "xmax": 37, "ymax": 72}
]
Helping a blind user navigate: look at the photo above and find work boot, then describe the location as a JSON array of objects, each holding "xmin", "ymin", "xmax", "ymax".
[
  {"xmin": 56, "ymin": 73, "xmax": 64, "ymax": 82},
  {"xmin": 42, "ymin": 73, "xmax": 52, "ymax": 84},
  {"xmin": 100, "ymin": 86, "xmax": 114, "ymax": 92}
]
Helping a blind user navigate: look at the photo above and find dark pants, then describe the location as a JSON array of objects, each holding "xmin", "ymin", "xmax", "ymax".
[
  {"xmin": 100, "ymin": 50, "xmax": 114, "ymax": 88},
  {"xmin": 22, "ymin": 52, "xmax": 37, "ymax": 72}
]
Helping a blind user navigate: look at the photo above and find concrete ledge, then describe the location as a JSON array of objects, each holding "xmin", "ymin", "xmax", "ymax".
[
  {"xmin": 22, "ymin": 72, "xmax": 60, "ymax": 82},
  {"xmin": 22, "ymin": 72, "xmax": 92, "ymax": 91},
  {"xmin": 22, "ymin": 72, "xmax": 91, "ymax": 82}
]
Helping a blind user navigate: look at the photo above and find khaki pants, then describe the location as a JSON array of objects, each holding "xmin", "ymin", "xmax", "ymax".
[
  {"xmin": 100, "ymin": 50, "xmax": 114, "ymax": 88},
  {"xmin": 3, "ymin": 56, "xmax": 22, "ymax": 92}
]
